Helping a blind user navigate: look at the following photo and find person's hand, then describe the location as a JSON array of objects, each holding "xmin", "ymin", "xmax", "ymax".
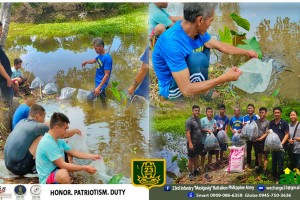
[
  {"xmin": 288, "ymin": 139, "xmax": 294, "ymax": 144},
  {"xmin": 84, "ymin": 165, "xmax": 97, "ymax": 174},
  {"xmin": 189, "ymin": 143, "xmax": 194, "ymax": 151},
  {"xmin": 90, "ymin": 154, "xmax": 101, "ymax": 160},
  {"xmin": 16, "ymin": 77, "xmax": 22, "ymax": 82},
  {"xmin": 247, "ymin": 50, "xmax": 258, "ymax": 58},
  {"xmin": 128, "ymin": 85, "xmax": 135, "ymax": 96},
  {"xmin": 238, "ymin": 130, "xmax": 241, "ymax": 133},
  {"xmin": 93, "ymin": 88, "xmax": 101, "ymax": 97},
  {"xmin": 7, "ymin": 79, "xmax": 13, "ymax": 87},
  {"xmin": 256, "ymin": 137, "xmax": 262, "ymax": 142},
  {"xmin": 225, "ymin": 67, "xmax": 242, "ymax": 82},
  {"xmin": 82, "ymin": 61, "xmax": 88, "ymax": 68},
  {"xmin": 73, "ymin": 129, "xmax": 82, "ymax": 136}
]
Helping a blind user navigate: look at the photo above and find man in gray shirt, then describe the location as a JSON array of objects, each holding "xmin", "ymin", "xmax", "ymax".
[
  {"xmin": 4, "ymin": 104, "xmax": 81, "ymax": 175},
  {"xmin": 254, "ymin": 107, "xmax": 270, "ymax": 175},
  {"xmin": 186, "ymin": 105, "xmax": 202, "ymax": 180}
]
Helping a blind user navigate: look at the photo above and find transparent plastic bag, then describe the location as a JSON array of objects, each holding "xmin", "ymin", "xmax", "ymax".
[
  {"xmin": 232, "ymin": 133, "xmax": 245, "ymax": 147},
  {"xmin": 42, "ymin": 83, "xmax": 58, "ymax": 95},
  {"xmin": 216, "ymin": 130, "xmax": 230, "ymax": 144},
  {"xmin": 58, "ymin": 87, "xmax": 77, "ymax": 99},
  {"xmin": 231, "ymin": 58, "xmax": 273, "ymax": 94},
  {"xmin": 65, "ymin": 134, "xmax": 90, "ymax": 165},
  {"xmin": 77, "ymin": 89, "xmax": 93, "ymax": 102},
  {"xmin": 204, "ymin": 133, "xmax": 220, "ymax": 151},
  {"xmin": 240, "ymin": 121, "xmax": 259, "ymax": 141},
  {"xmin": 30, "ymin": 77, "xmax": 44, "ymax": 89},
  {"xmin": 264, "ymin": 129, "xmax": 283, "ymax": 151}
]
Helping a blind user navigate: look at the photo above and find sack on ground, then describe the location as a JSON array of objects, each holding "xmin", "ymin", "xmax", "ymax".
[
  {"xmin": 30, "ymin": 77, "xmax": 44, "ymax": 89},
  {"xmin": 264, "ymin": 129, "xmax": 283, "ymax": 151},
  {"xmin": 42, "ymin": 83, "xmax": 58, "ymax": 95},
  {"xmin": 216, "ymin": 130, "xmax": 230, "ymax": 144},
  {"xmin": 204, "ymin": 133, "xmax": 220, "ymax": 151},
  {"xmin": 231, "ymin": 58, "xmax": 273, "ymax": 94},
  {"xmin": 65, "ymin": 134, "xmax": 90, "ymax": 165},
  {"xmin": 240, "ymin": 121, "xmax": 259, "ymax": 141},
  {"xmin": 226, "ymin": 145, "xmax": 245, "ymax": 172},
  {"xmin": 77, "ymin": 89, "xmax": 94, "ymax": 102},
  {"xmin": 59, "ymin": 87, "xmax": 77, "ymax": 99},
  {"xmin": 232, "ymin": 133, "xmax": 245, "ymax": 147}
]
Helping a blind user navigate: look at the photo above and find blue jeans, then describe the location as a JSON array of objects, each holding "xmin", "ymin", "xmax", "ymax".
[
  {"xmin": 272, "ymin": 151, "xmax": 285, "ymax": 179},
  {"xmin": 133, "ymin": 72, "xmax": 149, "ymax": 100},
  {"xmin": 87, "ymin": 89, "xmax": 107, "ymax": 108},
  {"xmin": 168, "ymin": 48, "xmax": 210, "ymax": 99},
  {"xmin": 0, "ymin": 82, "xmax": 13, "ymax": 106}
]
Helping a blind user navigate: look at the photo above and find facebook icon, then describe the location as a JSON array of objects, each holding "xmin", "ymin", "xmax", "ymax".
[
  {"xmin": 164, "ymin": 185, "xmax": 172, "ymax": 191},
  {"xmin": 187, "ymin": 192, "xmax": 195, "ymax": 198}
]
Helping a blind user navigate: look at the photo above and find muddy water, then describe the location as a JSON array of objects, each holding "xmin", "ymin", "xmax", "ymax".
[
  {"xmin": 4, "ymin": 32, "xmax": 148, "ymax": 182},
  {"xmin": 213, "ymin": 3, "xmax": 300, "ymax": 98}
]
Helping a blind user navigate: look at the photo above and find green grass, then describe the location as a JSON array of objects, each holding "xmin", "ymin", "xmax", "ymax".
[{"xmin": 8, "ymin": 7, "xmax": 147, "ymax": 39}]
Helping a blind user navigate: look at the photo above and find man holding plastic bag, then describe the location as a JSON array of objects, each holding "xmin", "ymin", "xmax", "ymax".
[
  {"xmin": 254, "ymin": 107, "xmax": 270, "ymax": 175},
  {"xmin": 243, "ymin": 104, "xmax": 259, "ymax": 169},
  {"xmin": 268, "ymin": 107, "xmax": 289, "ymax": 182}
]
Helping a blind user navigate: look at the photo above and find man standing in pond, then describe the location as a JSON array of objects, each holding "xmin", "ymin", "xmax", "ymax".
[
  {"xmin": 186, "ymin": 105, "xmax": 202, "ymax": 180},
  {"xmin": 82, "ymin": 37, "xmax": 112, "ymax": 108},
  {"xmin": 0, "ymin": 21, "xmax": 13, "ymax": 106},
  {"xmin": 152, "ymin": 3, "xmax": 258, "ymax": 99}
]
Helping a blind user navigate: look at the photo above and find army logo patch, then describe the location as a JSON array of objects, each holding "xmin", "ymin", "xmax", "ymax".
[{"xmin": 131, "ymin": 159, "xmax": 166, "ymax": 189}]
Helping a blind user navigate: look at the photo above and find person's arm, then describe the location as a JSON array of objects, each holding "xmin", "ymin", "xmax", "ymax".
[
  {"xmin": 94, "ymin": 70, "xmax": 110, "ymax": 96},
  {"xmin": 282, "ymin": 132, "xmax": 289, "ymax": 145},
  {"xmin": 63, "ymin": 129, "xmax": 82, "ymax": 138},
  {"xmin": 186, "ymin": 130, "xmax": 193, "ymax": 150},
  {"xmin": 66, "ymin": 149, "xmax": 101, "ymax": 160},
  {"xmin": 204, "ymin": 38, "xmax": 258, "ymax": 58},
  {"xmin": 128, "ymin": 63, "xmax": 149, "ymax": 95},
  {"xmin": 53, "ymin": 157, "xmax": 97, "ymax": 174},
  {"xmin": 0, "ymin": 64, "xmax": 13, "ymax": 87},
  {"xmin": 169, "ymin": 16, "xmax": 183, "ymax": 22},
  {"xmin": 172, "ymin": 67, "xmax": 241, "ymax": 97},
  {"xmin": 82, "ymin": 59, "xmax": 97, "ymax": 67}
]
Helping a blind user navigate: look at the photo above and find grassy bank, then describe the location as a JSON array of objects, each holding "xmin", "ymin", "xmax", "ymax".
[{"xmin": 8, "ymin": 7, "xmax": 147, "ymax": 38}]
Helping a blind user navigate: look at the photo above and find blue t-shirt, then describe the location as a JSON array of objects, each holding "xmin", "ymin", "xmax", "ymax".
[
  {"xmin": 140, "ymin": 46, "xmax": 149, "ymax": 64},
  {"xmin": 95, "ymin": 53, "xmax": 113, "ymax": 90},
  {"xmin": 214, "ymin": 115, "xmax": 229, "ymax": 131},
  {"xmin": 36, "ymin": 133, "xmax": 72, "ymax": 184},
  {"xmin": 152, "ymin": 21, "xmax": 211, "ymax": 98},
  {"xmin": 230, "ymin": 116, "xmax": 243, "ymax": 131},
  {"xmin": 12, "ymin": 104, "xmax": 30, "ymax": 130},
  {"xmin": 148, "ymin": 3, "xmax": 172, "ymax": 35},
  {"xmin": 243, "ymin": 114, "xmax": 259, "ymax": 124},
  {"xmin": 11, "ymin": 67, "xmax": 23, "ymax": 79}
]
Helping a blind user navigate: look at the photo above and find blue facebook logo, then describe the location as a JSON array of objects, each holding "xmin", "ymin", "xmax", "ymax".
[
  {"xmin": 187, "ymin": 192, "xmax": 195, "ymax": 198},
  {"xmin": 164, "ymin": 185, "xmax": 172, "ymax": 191}
]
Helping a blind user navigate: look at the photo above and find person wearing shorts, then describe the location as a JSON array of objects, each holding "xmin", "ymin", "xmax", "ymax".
[
  {"xmin": 254, "ymin": 107, "xmax": 270, "ymax": 175},
  {"xmin": 186, "ymin": 105, "xmax": 202, "ymax": 180},
  {"xmin": 201, "ymin": 107, "xmax": 218, "ymax": 171}
]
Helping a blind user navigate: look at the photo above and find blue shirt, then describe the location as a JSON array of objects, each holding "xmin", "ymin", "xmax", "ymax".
[
  {"xmin": 36, "ymin": 133, "xmax": 72, "ymax": 184},
  {"xmin": 230, "ymin": 116, "xmax": 243, "ymax": 131},
  {"xmin": 95, "ymin": 53, "xmax": 113, "ymax": 90},
  {"xmin": 140, "ymin": 46, "xmax": 149, "ymax": 64},
  {"xmin": 243, "ymin": 114, "xmax": 259, "ymax": 124},
  {"xmin": 12, "ymin": 104, "xmax": 30, "ymax": 129},
  {"xmin": 11, "ymin": 67, "xmax": 23, "ymax": 79},
  {"xmin": 148, "ymin": 3, "xmax": 172, "ymax": 35},
  {"xmin": 214, "ymin": 115, "xmax": 229, "ymax": 131},
  {"xmin": 152, "ymin": 21, "xmax": 211, "ymax": 98}
]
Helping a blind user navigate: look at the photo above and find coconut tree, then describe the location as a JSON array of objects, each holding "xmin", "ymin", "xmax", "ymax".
[{"xmin": 0, "ymin": 3, "xmax": 12, "ymax": 47}]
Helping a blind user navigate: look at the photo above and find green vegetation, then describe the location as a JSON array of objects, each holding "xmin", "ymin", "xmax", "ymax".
[{"xmin": 8, "ymin": 7, "xmax": 147, "ymax": 38}]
